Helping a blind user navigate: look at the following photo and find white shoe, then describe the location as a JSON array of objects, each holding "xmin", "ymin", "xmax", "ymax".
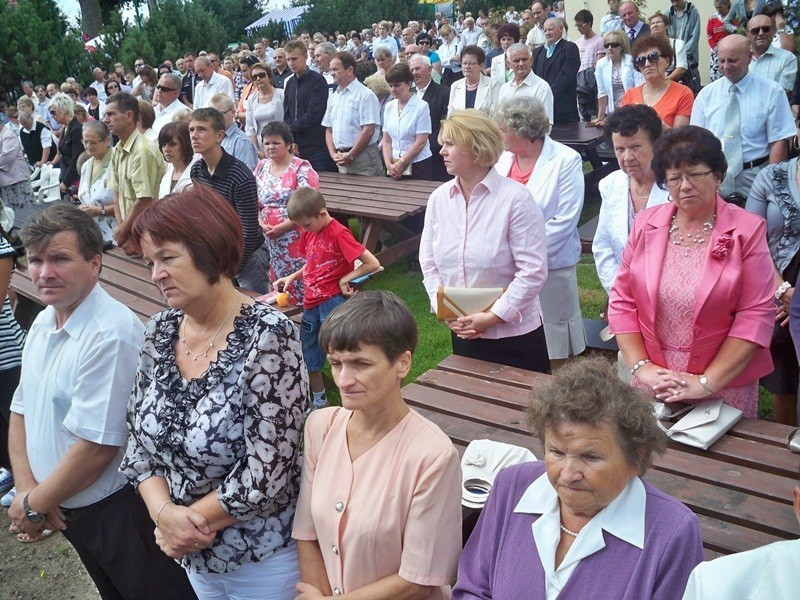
[{"xmin": 1, "ymin": 487, "xmax": 16, "ymax": 507}]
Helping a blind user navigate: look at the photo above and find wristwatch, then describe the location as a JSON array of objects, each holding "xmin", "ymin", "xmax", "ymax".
[
  {"xmin": 23, "ymin": 494, "xmax": 45, "ymax": 524},
  {"xmin": 698, "ymin": 375, "xmax": 714, "ymax": 397}
]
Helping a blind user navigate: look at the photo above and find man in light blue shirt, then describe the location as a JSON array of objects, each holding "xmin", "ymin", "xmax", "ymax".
[
  {"xmin": 211, "ymin": 93, "xmax": 258, "ymax": 171},
  {"xmin": 691, "ymin": 34, "xmax": 795, "ymax": 200},
  {"xmin": 747, "ymin": 13, "xmax": 797, "ymax": 94}
]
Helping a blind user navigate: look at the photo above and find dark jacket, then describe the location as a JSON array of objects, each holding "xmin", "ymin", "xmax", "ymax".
[
  {"xmin": 532, "ymin": 39, "xmax": 581, "ymax": 124},
  {"xmin": 58, "ymin": 117, "xmax": 82, "ymax": 186},
  {"xmin": 421, "ymin": 81, "xmax": 450, "ymax": 181},
  {"xmin": 283, "ymin": 68, "xmax": 328, "ymax": 156}
]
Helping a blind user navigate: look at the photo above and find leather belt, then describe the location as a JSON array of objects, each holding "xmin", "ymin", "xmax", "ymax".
[
  {"xmin": 742, "ymin": 156, "xmax": 768, "ymax": 170},
  {"xmin": 335, "ymin": 147, "xmax": 353, "ymax": 153}
]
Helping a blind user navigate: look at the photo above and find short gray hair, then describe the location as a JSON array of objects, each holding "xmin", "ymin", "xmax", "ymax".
[
  {"xmin": 316, "ymin": 41, "xmax": 336, "ymax": 56},
  {"xmin": 18, "ymin": 110, "xmax": 33, "ymax": 125},
  {"xmin": 409, "ymin": 54, "xmax": 432, "ymax": 68},
  {"xmin": 195, "ymin": 55, "xmax": 211, "ymax": 68},
  {"xmin": 83, "ymin": 119, "xmax": 109, "ymax": 140},
  {"xmin": 506, "ymin": 42, "xmax": 531, "ymax": 59},
  {"xmin": 373, "ymin": 45, "xmax": 392, "ymax": 60},
  {"xmin": 49, "ymin": 93, "xmax": 75, "ymax": 119},
  {"xmin": 492, "ymin": 97, "xmax": 550, "ymax": 142},
  {"xmin": 159, "ymin": 72, "xmax": 182, "ymax": 90}
]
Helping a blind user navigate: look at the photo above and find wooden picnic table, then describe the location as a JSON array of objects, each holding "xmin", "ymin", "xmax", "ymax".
[
  {"xmin": 10, "ymin": 248, "xmax": 301, "ymax": 329},
  {"xmin": 402, "ymin": 355, "xmax": 800, "ymax": 558},
  {"xmin": 317, "ymin": 172, "xmax": 440, "ymax": 267},
  {"xmin": 550, "ymin": 122, "xmax": 618, "ymax": 190}
]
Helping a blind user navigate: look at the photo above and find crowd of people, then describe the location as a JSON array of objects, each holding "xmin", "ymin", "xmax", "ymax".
[{"xmin": 0, "ymin": 0, "xmax": 799, "ymax": 599}]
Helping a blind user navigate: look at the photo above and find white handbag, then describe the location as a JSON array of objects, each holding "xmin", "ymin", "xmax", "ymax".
[
  {"xmin": 436, "ymin": 285, "xmax": 504, "ymax": 321},
  {"xmin": 660, "ymin": 398, "xmax": 742, "ymax": 450}
]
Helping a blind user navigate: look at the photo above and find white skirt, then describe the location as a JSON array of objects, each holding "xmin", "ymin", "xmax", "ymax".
[{"xmin": 539, "ymin": 265, "xmax": 587, "ymax": 360}]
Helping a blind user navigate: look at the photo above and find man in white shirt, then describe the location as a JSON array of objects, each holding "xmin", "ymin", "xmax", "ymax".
[
  {"xmin": 682, "ymin": 471, "xmax": 800, "ymax": 599},
  {"xmin": 461, "ymin": 17, "xmax": 484, "ymax": 46},
  {"xmin": 8, "ymin": 206, "xmax": 195, "ymax": 599},
  {"xmin": 527, "ymin": 2, "xmax": 547, "ymax": 48},
  {"xmin": 600, "ymin": 0, "xmax": 623, "ymax": 34},
  {"xmin": 151, "ymin": 73, "xmax": 183, "ymax": 138},
  {"xmin": 373, "ymin": 20, "xmax": 400, "ymax": 58},
  {"xmin": 747, "ymin": 13, "xmax": 797, "ymax": 94},
  {"xmin": 314, "ymin": 42, "xmax": 337, "ymax": 96},
  {"xmin": 691, "ymin": 34, "xmax": 795, "ymax": 201},
  {"xmin": 322, "ymin": 52, "xmax": 382, "ymax": 176},
  {"xmin": 499, "ymin": 43, "xmax": 554, "ymax": 122},
  {"xmin": 193, "ymin": 55, "xmax": 235, "ymax": 109},
  {"xmin": 20, "ymin": 81, "xmax": 38, "ymax": 108},
  {"xmin": 88, "ymin": 68, "xmax": 108, "ymax": 102}
]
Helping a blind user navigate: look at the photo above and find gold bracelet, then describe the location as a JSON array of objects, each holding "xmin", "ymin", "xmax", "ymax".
[{"xmin": 155, "ymin": 500, "xmax": 172, "ymax": 529}]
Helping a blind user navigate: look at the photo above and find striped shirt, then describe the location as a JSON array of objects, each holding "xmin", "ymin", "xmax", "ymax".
[
  {"xmin": 0, "ymin": 237, "xmax": 25, "ymax": 371},
  {"xmin": 190, "ymin": 149, "xmax": 262, "ymax": 265}
]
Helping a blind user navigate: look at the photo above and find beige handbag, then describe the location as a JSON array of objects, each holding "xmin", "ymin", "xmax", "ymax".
[{"xmin": 436, "ymin": 285, "xmax": 504, "ymax": 321}]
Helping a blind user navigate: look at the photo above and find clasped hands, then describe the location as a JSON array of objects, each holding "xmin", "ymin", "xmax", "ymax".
[
  {"xmin": 154, "ymin": 503, "xmax": 215, "ymax": 559},
  {"xmin": 635, "ymin": 363, "xmax": 711, "ymax": 403},
  {"xmin": 447, "ymin": 312, "xmax": 500, "ymax": 340},
  {"xmin": 8, "ymin": 488, "xmax": 66, "ymax": 539}
]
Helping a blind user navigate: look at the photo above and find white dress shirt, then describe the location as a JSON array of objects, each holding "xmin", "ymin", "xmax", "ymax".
[
  {"xmin": 499, "ymin": 70, "xmax": 554, "ymax": 123},
  {"xmin": 750, "ymin": 45, "xmax": 798, "ymax": 92},
  {"xmin": 193, "ymin": 71, "xmax": 235, "ymax": 108},
  {"xmin": 382, "ymin": 94, "xmax": 432, "ymax": 163},
  {"xmin": 690, "ymin": 72, "xmax": 795, "ymax": 162},
  {"xmin": 514, "ymin": 474, "xmax": 646, "ymax": 600},
  {"xmin": 322, "ymin": 79, "xmax": 381, "ymax": 148},
  {"xmin": 420, "ymin": 168, "xmax": 548, "ymax": 338},
  {"xmin": 152, "ymin": 98, "xmax": 184, "ymax": 138},
  {"xmin": 527, "ymin": 25, "xmax": 546, "ymax": 48},
  {"xmin": 10, "ymin": 284, "xmax": 144, "ymax": 509}
]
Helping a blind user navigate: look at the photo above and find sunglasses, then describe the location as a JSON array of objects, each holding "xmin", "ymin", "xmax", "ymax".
[
  {"xmin": 107, "ymin": 85, "xmax": 119, "ymax": 89},
  {"xmin": 135, "ymin": 63, "xmax": 144, "ymax": 68},
  {"xmin": 749, "ymin": 25, "xmax": 772, "ymax": 35},
  {"xmin": 418, "ymin": 40, "xmax": 431, "ymax": 45},
  {"xmin": 156, "ymin": 85, "xmax": 177, "ymax": 92},
  {"xmin": 634, "ymin": 52, "xmax": 663, "ymax": 67},
  {"xmin": 251, "ymin": 72, "xmax": 269, "ymax": 80},
  {"xmin": 604, "ymin": 42, "xmax": 621, "ymax": 49}
]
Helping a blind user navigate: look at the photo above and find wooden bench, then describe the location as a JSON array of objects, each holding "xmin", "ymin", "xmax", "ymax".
[
  {"xmin": 317, "ymin": 173, "xmax": 440, "ymax": 267},
  {"xmin": 10, "ymin": 248, "xmax": 302, "ymax": 329},
  {"xmin": 550, "ymin": 122, "xmax": 618, "ymax": 191},
  {"xmin": 402, "ymin": 355, "xmax": 800, "ymax": 558}
]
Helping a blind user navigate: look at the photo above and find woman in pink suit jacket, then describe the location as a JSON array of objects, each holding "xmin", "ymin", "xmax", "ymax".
[{"xmin": 609, "ymin": 126, "xmax": 774, "ymax": 418}]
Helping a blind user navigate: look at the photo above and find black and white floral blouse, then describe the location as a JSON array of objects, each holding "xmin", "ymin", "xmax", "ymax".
[{"xmin": 120, "ymin": 302, "xmax": 308, "ymax": 574}]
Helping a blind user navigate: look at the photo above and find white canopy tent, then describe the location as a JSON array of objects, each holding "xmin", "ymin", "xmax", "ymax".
[{"xmin": 245, "ymin": 7, "xmax": 306, "ymax": 37}]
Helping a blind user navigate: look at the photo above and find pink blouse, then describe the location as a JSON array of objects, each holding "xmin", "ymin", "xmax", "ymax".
[{"xmin": 292, "ymin": 407, "xmax": 462, "ymax": 598}]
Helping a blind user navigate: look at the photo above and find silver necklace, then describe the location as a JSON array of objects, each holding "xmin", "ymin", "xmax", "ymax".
[
  {"xmin": 669, "ymin": 213, "xmax": 715, "ymax": 257},
  {"xmin": 560, "ymin": 523, "xmax": 580, "ymax": 537},
  {"xmin": 181, "ymin": 295, "xmax": 240, "ymax": 362}
]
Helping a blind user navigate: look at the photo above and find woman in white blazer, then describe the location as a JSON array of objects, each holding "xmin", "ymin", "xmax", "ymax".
[
  {"xmin": 592, "ymin": 29, "xmax": 644, "ymax": 127},
  {"xmin": 592, "ymin": 104, "xmax": 669, "ymax": 295},
  {"xmin": 493, "ymin": 97, "xmax": 586, "ymax": 362},
  {"xmin": 490, "ymin": 23, "xmax": 520, "ymax": 84},
  {"xmin": 448, "ymin": 46, "xmax": 501, "ymax": 117}
]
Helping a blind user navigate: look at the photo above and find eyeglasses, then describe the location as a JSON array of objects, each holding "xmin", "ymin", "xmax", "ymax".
[
  {"xmin": 49, "ymin": 109, "xmax": 59, "ymax": 116},
  {"xmin": 748, "ymin": 25, "xmax": 772, "ymax": 35},
  {"xmin": 665, "ymin": 170, "xmax": 713, "ymax": 187},
  {"xmin": 604, "ymin": 42, "xmax": 621, "ymax": 49},
  {"xmin": 81, "ymin": 138, "xmax": 99, "ymax": 146},
  {"xmin": 251, "ymin": 72, "xmax": 269, "ymax": 80},
  {"xmin": 634, "ymin": 52, "xmax": 663, "ymax": 67},
  {"xmin": 418, "ymin": 40, "xmax": 431, "ymax": 45},
  {"xmin": 135, "ymin": 63, "xmax": 144, "ymax": 68},
  {"xmin": 461, "ymin": 61, "xmax": 480, "ymax": 67},
  {"xmin": 156, "ymin": 85, "xmax": 177, "ymax": 92},
  {"xmin": 107, "ymin": 85, "xmax": 119, "ymax": 89}
]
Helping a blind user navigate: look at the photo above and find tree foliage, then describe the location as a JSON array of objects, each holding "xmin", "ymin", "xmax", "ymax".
[
  {"xmin": 194, "ymin": 0, "xmax": 265, "ymax": 44},
  {"xmin": 297, "ymin": 0, "xmax": 421, "ymax": 35},
  {"xmin": 111, "ymin": 0, "xmax": 228, "ymax": 67},
  {"xmin": 0, "ymin": 0, "xmax": 90, "ymax": 100}
]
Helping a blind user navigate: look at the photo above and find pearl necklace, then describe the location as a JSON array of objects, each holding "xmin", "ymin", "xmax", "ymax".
[
  {"xmin": 180, "ymin": 295, "xmax": 240, "ymax": 362},
  {"xmin": 669, "ymin": 213, "xmax": 715, "ymax": 257},
  {"xmin": 560, "ymin": 523, "xmax": 580, "ymax": 537}
]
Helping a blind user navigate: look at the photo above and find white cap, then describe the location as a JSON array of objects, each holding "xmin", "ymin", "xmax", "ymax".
[{"xmin": 461, "ymin": 440, "xmax": 537, "ymax": 508}]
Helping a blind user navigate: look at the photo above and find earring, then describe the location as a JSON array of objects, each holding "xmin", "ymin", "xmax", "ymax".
[{"xmin": 791, "ymin": 137, "xmax": 799, "ymax": 152}]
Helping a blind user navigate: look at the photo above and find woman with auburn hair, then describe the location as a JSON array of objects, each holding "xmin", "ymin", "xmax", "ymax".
[
  {"xmin": 120, "ymin": 183, "xmax": 307, "ymax": 599},
  {"xmin": 420, "ymin": 109, "xmax": 550, "ymax": 372}
]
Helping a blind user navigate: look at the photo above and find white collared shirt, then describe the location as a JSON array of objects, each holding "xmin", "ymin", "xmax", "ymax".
[
  {"xmin": 514, "ymin": 474, "xmax": 646, "ymax": 600},
  {"xmin": 151, "ymin": 98, "xmax": 184, "ymax": 138},
  {"xmin": 322, "ymin": 78, "xmax": 381, "ymax": 148},
  {"xmin": 499, "ymin": 70, "xmax": 554, "ymax": 122},
  {"xmin": 382, "ymin": 94, "xmax": 432, "ymax": 162},
  {"xmin": 750, "ymin": 45, "xmax": 798, "ymax": 92},
  {"xmin": 193, "ymin": 71, "xmax": 235, "ymax": 109},
  {"xmin": 10, "ymin": 284, "xmax": 144, "ymax": 509}
]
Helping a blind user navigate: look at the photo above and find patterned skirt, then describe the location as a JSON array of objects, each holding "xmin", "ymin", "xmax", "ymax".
[{"xmin": 0, "ymin": 180, "xmax": 34, "ymax": 210}]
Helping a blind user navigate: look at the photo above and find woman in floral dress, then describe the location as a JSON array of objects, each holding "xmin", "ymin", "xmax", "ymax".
[{"xmin": 253, "ymin": 121, "xmax": 319, "ymax": 305}]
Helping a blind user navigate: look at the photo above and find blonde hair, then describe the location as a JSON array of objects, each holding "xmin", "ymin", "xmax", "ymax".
[
  {"xmin": 604, "ymin": 29, "xmax": 631, "ymax": 54},
  {"xmin": 439, "ymin": 109, "xmax": 504, "ymax": 168}
]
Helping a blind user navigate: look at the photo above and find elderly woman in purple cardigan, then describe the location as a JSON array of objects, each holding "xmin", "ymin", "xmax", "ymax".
[{"xmin": 453, "ymin": 357, "xmax": 704, "ymax": 600}]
